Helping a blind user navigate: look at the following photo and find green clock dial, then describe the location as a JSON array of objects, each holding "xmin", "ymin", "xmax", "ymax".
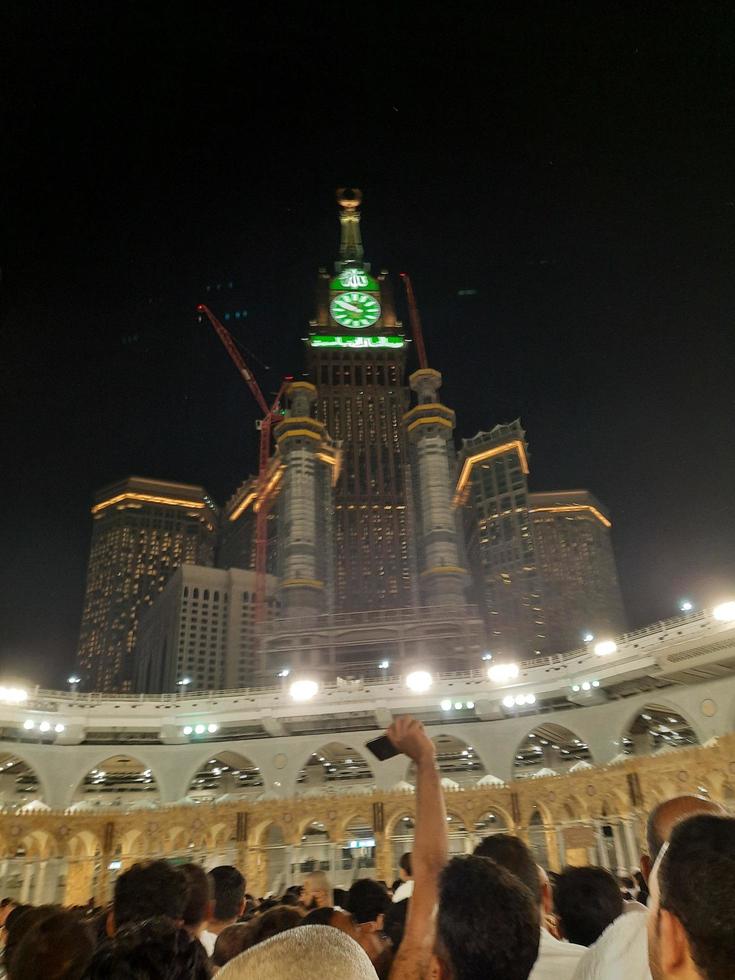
[{"xmin": 330, "ymin": 291, "xmax": 381, "ymax": 329}]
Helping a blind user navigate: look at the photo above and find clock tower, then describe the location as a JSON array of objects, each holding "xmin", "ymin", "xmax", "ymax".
[{"xmin": 306, "ymin": 189, "xmax": 418, "ymax": 612}]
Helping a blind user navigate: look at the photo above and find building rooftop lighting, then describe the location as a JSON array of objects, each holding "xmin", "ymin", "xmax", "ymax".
[
  {"xmin": 582, "ymin": 632, "xmax": 595, "ymax": 643},
  {"xmin": 54, "ymin": 723, "xmax": 65, "ymax": 733},
  {"xmin": 406, "ymin": 670, "xmax": 433, "ymax": 693},
  {"xmin": 713, "ymin": 600, "xmax": 735, "ymax": 623},
  {"xmin": 39, "ymin": 721, "xmax": 50, "ymax": 733},
  {"xmin": 23, "ymin": 719, "xmax": 34, "ymax": 730},
  {"xmin": 454, "ymin": 701, "xmax": 463, "ymax": 710},
  {"xmin": 440, "ymin": 699, "xmax": 452, "ymax": 711},
  {"xmin": 207, "ymin": 723, "xmax": 219, "ymax": 734},
  {"xmin": 183, "ymin": 726, "xmax": 193, "ymax": 736},
  {"xmin": 502, "ymin": 695, "xmax": 515, "ymax": 708},
  {"xmin": 277, "ymin": 669, "xmax": 290, "ymax": 678},
  {"xmin": 378, "ymin": 660, "xmax": 390, "ymax": 669},
  {"xmin": 594, "ymin": 639, "xmax": 617, "ymax": 656},
  {"xmin": 679, "ymin": 599, "xmax": 694, "ymax": 612},
  {"xmin": 290, "ymin": 679, "xmax": 319, "ymax": 702},
  {"xmin": 194, "ymin": 724, "xmax": 206, "ymax": 735},
  {"xmin": 488, "ymin": 662, "xmax": 520, "ymax": 683},
  {"xmin": 481, "ymin": 652, "xmax": 493, "ymax": 661}
]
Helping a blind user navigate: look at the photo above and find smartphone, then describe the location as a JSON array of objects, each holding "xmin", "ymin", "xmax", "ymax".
[{"xmin": 365, "ymin": 734, "xmax": 400, "ymax": 761}]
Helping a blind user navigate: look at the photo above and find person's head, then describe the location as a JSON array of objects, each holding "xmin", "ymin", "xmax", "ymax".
[
  {"xmin": 216, "ymin": 923, "xmax": 377, "ymax": 979},
  {"xmin": 113, "ymin": 860, "xmax": 189, "ymax": 930},
  {"xmin": 398, "ymin": 852, "xmax": 412, "ymax": 882},
  {"xmin": 553, "ymin": 866, "xmax": 623, "ymax": 946},
  {"xmin": 643, "ymin": 795, "xmax": 725, "ymax": 880},
  {"xmin": 347, "ymin": 879, "xmax": 391, "ymax": 929},
  {"xmin": 433, "ymin": 855, "xmax": 540, "ymax": 980},
  {"xmin": 301, "ymin": 871, "xmax": 333, "ymax": 910},
  {"xmin": 3, "ymin": 905, "xmax": 57, "ymax": 971},
  {"xmin": 246, "ymin": 904, "xmax": 304, "ymax": 948},
  {"xmin": 83, "ymin": 916, "xmax": 211, "ymax": 980},
  {"xmin": 302, "ymin": 906, "xmax": 361, "ymax": 940},
  {"xmin": 8, "ymin": 909, "xmax": 94, "ymax": 980},
  {"xmin": 648, "ymin": 814, "xmax": 735, "ymax": 980},
  {"xmin": 180, "ymin": 862, "xmax": 213, "ymax": 935},
  {"xmin": 473, "ymin": 834, "xmax": 543, "ymax": 908},
  {"xmin": 214, "ymin": 923, "xmax": 254, "ymax": 967},
  {"xmin": 209, "ymin": 865, "xmax": 246, "ymax": 924}
]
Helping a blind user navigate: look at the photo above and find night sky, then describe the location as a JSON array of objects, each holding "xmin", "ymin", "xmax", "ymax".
[{"xmin": 2, "ymin": 5, "xmax": 734, "ymax": 689}]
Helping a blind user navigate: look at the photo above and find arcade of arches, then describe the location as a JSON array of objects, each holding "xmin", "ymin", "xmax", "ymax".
[{"xmin": 0, "ymin": 733, "xmax": 733, "ymax": 907}]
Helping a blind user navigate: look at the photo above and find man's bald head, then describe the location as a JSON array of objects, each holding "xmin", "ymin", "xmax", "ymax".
[{"xmin": 646, "ymin": 795, "xmax": 724, "ymax": 863}]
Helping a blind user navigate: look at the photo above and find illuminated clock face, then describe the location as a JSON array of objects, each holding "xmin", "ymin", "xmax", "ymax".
[{"xmin": 330, "ymin": 291, "xmax": 381, "ymax": 329}]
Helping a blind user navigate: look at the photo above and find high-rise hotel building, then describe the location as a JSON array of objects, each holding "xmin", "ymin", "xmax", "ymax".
[
  {"xmin": 308, "ymin": 198, "xmax": 415, "ymax": 611},
  {"xmin": 134, "ymin": 566, "xmax": 278, "ymax": 694},
  {"xmin": 458, "ymin": 424, "xmax": 625, "ymax": 656},
  {"xmin": 76, "ymin": 477, "xmax": 217, "ymax": 691}
]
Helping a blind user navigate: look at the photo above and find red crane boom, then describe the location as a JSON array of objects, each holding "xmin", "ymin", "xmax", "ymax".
[
  {"xmin": 399, "ymin": 273, "xmax": 429, "ymax": 370},
  {"xmin": 197, "ymin": 303, "xmax": 290, "ymax": 625}
]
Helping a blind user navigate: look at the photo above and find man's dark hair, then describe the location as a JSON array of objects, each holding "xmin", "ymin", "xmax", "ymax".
[
  {"xmin": 347, "ymin": 879, "xmax": 391, "ymax": 924},
  {"xmin": 9, "ymin": 910, "xmax": 94, "ymax": 980},
  {"xmin": 437, "ymin": 856, "xmax": 540, "ymax": 980},
  {"xmin": 83, "ymin": 916, "xmax": 210, "ymax": 980},
  {"xmin": 212, "ymin": 922, "xmax": 252, "ymax": 968},
  {"xmin": 399, "ymin": 852, "xmax": 412, "ymax": 877},
  {"xmin": 553, "ymin": 866, "xmax": 623, "ymax": 946},
  {"xmin": 208, "ymin": 865, "xmax": 246, "ymax": 922},
  {"xmin": 658, "ymin": 814, "xmax": 735, "ymax": 980},
  {"xmin": 0, "ymin": 898, "xmax": 12, "ymax": 908},
  {"xmin": 114, "ymin": 860, "xmax": 189, "ymax": 928},
  {"xmin": 473, "ymin": 833, "xmax": 542, "ymax": 905},
  {"xmin": 247, "ymin": 905, "xmax": 303, "ymax": 946},
  {"xmin": 301, "ymin": 906, "xmax": 339, "ymax": 927},
  {"xmin": 179, "ymin": 863, "xmax": 212, "ymax": 928},
  {"xmin": 4, "ymin": 906, "xmax": 57, "ymax": 973}
]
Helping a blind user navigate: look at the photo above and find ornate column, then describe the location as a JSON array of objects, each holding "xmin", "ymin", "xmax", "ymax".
[
  {"xmin": 19, "ymin": 862, "xmax": 34, "ymax": 903},
  {"xmin": 622, "ymin": 818, "xmax": 641, "ymax": 867},
  {"xmin": 611, "ymin": 823, "xmax": 627, "ymax": 873},
  {"xmin": 595, "ymin": 825, "xmax": 611, "ymax": 870},
  {"xmin": 31, "ymin": 860, "xmax": 47, "ymax": 905}
]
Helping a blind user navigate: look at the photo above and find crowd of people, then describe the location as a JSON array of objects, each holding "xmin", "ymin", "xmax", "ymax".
[{"xmin": 0, "ymin": 716, "xmax": 733, "ymax": 979}]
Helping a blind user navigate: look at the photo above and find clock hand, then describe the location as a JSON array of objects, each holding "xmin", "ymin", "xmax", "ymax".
[{"xmin": 340, "ymin": 301, "xmax": 361, "ymax": 313}]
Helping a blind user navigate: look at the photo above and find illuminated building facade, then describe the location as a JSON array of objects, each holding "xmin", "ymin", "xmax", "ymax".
[
  {"xmin": 458, "ymin": 425, "xmax": 625, "ymax": 656},
  {"xmin": 529, "ymin": 490, "xmax": 625, "ymax": 651},
  {"xmin": 134, "ymin": 565, "xmax": 278, "ymax": 693},
  {"xmin": 458, "ymin": 422, "xmax": 547, "ymax": 656},
  {"xmin": 307, "ymin": 189, "xmax": 417, "ymax": 611},
  {"xmin": 77, "ymin": 477, "xmax": 218, "ymax": 692},
  {"xmin": 259, "ymin": 191, "xmax": 483, "ymax": 679}
]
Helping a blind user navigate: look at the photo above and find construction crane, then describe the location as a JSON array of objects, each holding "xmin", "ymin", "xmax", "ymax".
[
  {"xmin": 399, "ymin": 272, "xmax": 429, "ymax": 370},
  {"xmin": 196, "ymin": 303, "xmax": 291, "ymax": 624}
]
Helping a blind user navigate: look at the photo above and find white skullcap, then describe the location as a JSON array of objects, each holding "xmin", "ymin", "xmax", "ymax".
[{"xmin": 216, "ymin": 924, "xmax": 378, "ymax": 980}]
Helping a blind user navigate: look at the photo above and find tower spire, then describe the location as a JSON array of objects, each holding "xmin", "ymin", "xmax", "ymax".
[{"xmin": 336, "ymin": 187, "xmax": 364, "ymax": 265}]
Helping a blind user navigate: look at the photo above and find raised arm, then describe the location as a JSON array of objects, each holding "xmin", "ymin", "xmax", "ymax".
[{"xmin": 387, "ymin": 716, "xmax": 448, "ymax": 980}]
